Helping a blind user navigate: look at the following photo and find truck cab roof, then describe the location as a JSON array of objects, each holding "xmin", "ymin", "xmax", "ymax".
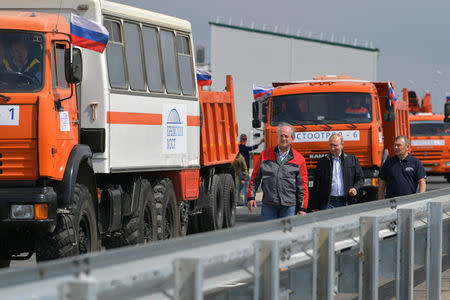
[
  {"xmin": 0, "ymin": 11, "xmax": 69, "ymax": 34},
  {"xmin": 271, "ymin": 80, "xmax": 376, "ymax": 97},
  {"xmin": 409, "ymin": 114, "xmax": 444, "ymax": 121}
]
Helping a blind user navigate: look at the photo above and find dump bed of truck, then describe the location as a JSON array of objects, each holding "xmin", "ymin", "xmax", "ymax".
[{"xmin": 199, "ymin": 75, "xmax": 238, "ymax": 166}]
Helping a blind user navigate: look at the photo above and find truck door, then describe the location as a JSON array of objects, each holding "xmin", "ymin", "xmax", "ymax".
[{"xmin": 48, "ymin": 41, "xmax": 78, "ymax": 179}]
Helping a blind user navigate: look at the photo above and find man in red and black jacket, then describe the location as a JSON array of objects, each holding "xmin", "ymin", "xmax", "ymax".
[{"xmin": 247, "ymin": 123, "xmax": 308, "ymax": 221}]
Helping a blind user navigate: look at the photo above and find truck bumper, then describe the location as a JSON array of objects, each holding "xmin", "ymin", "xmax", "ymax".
[{"xmin": 0, "ymin": 186, "xmax": 57, "ymax": 232}]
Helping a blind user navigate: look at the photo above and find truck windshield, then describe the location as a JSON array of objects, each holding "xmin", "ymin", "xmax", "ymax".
[
  {"xmin": 410, "ymin": 121, "xmax": 450, "ymax": 136},
  {"xmin": 271, "ymin": 92, "xmax": 372, "ymax": 126},
  {"xmin": 0, "ymin": 31, "xmax": 43, "ymax": 92}
]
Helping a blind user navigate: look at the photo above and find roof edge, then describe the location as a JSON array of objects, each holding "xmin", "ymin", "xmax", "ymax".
[{"xmin": 209, "ymin": 21, "xmax": 379, "ymax": 52}]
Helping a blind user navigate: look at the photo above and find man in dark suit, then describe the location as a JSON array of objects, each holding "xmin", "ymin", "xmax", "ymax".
[{"xmin": 310, "ymin": 133, "xmax": 364, "ymax": 210}]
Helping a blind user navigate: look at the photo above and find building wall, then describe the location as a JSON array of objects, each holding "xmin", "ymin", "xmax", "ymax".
[{"xmin": 210, "ymin": 23, "xmax": 379, "ymax": 143}]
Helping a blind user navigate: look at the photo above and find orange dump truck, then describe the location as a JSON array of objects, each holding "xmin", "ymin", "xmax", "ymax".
[
  {"xmin": 409, "ymin": 113, "xmax": 450, "ymax": 182},
  {"xmin": 0, "ymin": 4, "xmax": 238, "ymax": 267},
  {"xmin": 252, "ymin": 76, "xmax": 409, "ymax": 203}
]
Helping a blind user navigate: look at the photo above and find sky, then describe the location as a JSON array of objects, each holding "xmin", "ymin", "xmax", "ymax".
[{"xmin": 114, "ymin": 0, "xmax": 450, "ymax": 113}]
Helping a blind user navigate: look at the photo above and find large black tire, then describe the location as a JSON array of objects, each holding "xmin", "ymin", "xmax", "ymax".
[
  {"xmin": 200, "ymin": 174, "xmax": 224, "ymax": 231},
  {"xmin": 103, "ymin": 179, "xmax": 157, "ymax": 248},
  {"xmin": 187, "ymin": 213, "xmax": 202, "ymax": 235},
  {"xmin": 0, "ymin": 259, "xmax": 10, "ymax": 268},
  {"xmin": 179, "ymin": 201, "xmax": 189, "ymax": 237},
  {"xmin": 360, "ymin": 189, "xmax": 378, "ymax": 203},
  {"xmin": 151, "ymin": 177, "xmax": 180, "ymax": 240},
  {"xmin": 36, "ymin": 183, "xmax": 98, "ymax": 262},
  {"xmin": 220, "ymin": 173, "xmax": 236, "ymax": 228},
  {"xmin": 446, "ymin": 174, "xmax": 450, "ymax": 183}
]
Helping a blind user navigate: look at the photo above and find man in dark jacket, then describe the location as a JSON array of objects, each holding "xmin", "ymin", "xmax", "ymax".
[
  {"xmin": 310, "ymin": 134, "xmax": 364, "ymax": 210},
  {"xmin": 378, "ymin": 135, "xmax": 426, "ymax": 199},
  {"xmin": 247, "ymin": 123, "xmax": 308, "ymax": 220}
]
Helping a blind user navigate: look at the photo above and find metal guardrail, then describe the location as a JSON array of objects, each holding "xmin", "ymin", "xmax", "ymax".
[{"xmin": 0, "ymin": 188, "xmax": 449, "ymax": 300}]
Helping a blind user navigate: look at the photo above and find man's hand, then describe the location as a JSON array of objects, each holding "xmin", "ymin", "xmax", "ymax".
[
  {"xmin": 247, "ymin": 200, "xmax": 257, "ymax": 212},
  {"xmin": 240, "ymin": 179, "xmax": 246, "ymax": 185},
  {"xmin": 296, "ymin": 211, "xmax": 306, "ymax": 215},
  {"xmin": 348, "ymin": 188, "xmax": 357, "ymax": 197}
]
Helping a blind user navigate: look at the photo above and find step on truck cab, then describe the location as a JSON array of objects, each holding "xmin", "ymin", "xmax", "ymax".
[
  {"xmin": 252, "ymin": 75, "xmax": 410, "ymax": 205},
  {"xmin": 0, "ymin": 0, "xmax": 238, "ymax": 267}
]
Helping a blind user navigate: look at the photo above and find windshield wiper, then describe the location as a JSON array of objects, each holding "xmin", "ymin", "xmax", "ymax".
[
  {"xmin": 326, "ymin": 118, "xmax": 358, "ymax": 129},
  {"xmin": 0, "ymin": 94, "xmax": 10, "ymax": 102},
  {"xmin": 317, "ymin": 120, "xmax": 332, "ymax": 130},
  {"xmin": 286, "ymin": 120, "xmax": 307, "ymax": 130}
]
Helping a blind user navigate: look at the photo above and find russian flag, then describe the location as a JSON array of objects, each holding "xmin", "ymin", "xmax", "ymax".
[
  {"xmin": 388, "ymin": 81, "xmax": 397, "ymax": 105},
  {"xmin": 446, "ymin": 92, "xmax": 450, "ymax": 103},
  {"xmin": 196, "ymin": 69, "xmax": 212, "ymax": 86},
  {"xmin": 70, "ymin": 13, "xmax": 109, "ymax": 53},
  {"xmin": 253, "ymin": 84, "xmax": 273, "ymax": 101}
]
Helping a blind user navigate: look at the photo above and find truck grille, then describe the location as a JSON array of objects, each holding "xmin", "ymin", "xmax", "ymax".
[
  {"xmin": 410, "ymin": 150, "xmax": 442, "ymax": 165},
  {"xmin": 303, "ymin": 148, "xmax": 372, "ymax": 170},
  {"xmin": 0, "ymin": 140, "xmax": 38, "ymax": 179}
]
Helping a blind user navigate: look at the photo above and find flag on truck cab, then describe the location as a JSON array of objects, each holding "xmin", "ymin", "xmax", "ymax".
[
  {"xmin": 70, "ymin": 13, "xmax": 109, "ymax": 53},
  {"xmin": 253, "ymin": 84, "xmax": 273, "ymax": 101},
  {"xmin": 446, "ymin": 92, "xmax": 450, "ymax": 103},
  {"xmin": 388, "ymin": 81, "xmax": 397, "ymax": 105},
  {"xmin": 196, "ymin": 69, "xmax": 212, "ymax": 86}
]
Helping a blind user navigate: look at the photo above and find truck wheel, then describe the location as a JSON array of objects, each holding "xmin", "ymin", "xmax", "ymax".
[
  {"xmin": 103, "ymin": 179, "xmax": 157, "ymax": 248},
  {"xmin": 187, "ymin": 213, "xmax": 202, "ymax": 234},
  {"xmin": 361, "ymin": 189, "xmax": 377, "ymax": 203},
  {"xmin": 445, "ymin": 174, "xmax": 450, "ymax": 183},
  {"xmin": 179, "ymin": 201, "xmax": 189, "ymax": 237},
  {"xmin": 152, "ymin": 178, "xmax": 180, "ymax": 240},
  {"xmin": 220, "ymin": 173, "xmax": 236, "ymax": 228},
  {"xmin": 36, "ymin": 183, "xmax": 98, "ymax": 261},
  {"xmin": 0, "ymin": 259, "xmax": 10, "ymax": 268},
  {"xmin": 201, "ymin": 174, "xmax": 224, "ymax": 231}
]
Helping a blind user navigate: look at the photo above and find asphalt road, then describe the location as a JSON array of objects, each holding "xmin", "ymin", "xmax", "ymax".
[{"xmin": 8, "ymin": 175, "xmax": 450, "ymax": 269}]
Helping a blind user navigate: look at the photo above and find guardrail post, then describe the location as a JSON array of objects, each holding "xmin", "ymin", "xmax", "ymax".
[
  {"xmin": 59, "ymin": 277, "xmax": 97, "ymax": 300},
  {"xmin": 358, "ymin": 216, "xmax": 378, "ymax": 300},
  {"xmin": 312, "ymin": 227, "xmax": 334, "ymax": 300},
  {"xmin": 396, "ymin": 208, "xmax": 414, "ymax": 300},
  {"xmin": 254, "ymin": 240, "xmax": 279, "ymax": 300},
  {"xmin": 426, "ymin": 202, "xmax": 442, "ymax": 300},
  {"xmin": 174, "ymin": 258, "xmax": 203, "ymax": 300}
]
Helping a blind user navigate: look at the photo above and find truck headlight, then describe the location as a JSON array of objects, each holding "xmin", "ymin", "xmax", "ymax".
[
  {"xmin": 445, "ymin": 162, "xmax": 450, "ymax": 167},
  {"xmin": 364, "ymin": 178, "xmax": 379, "ymax": 186},
  {"xmin": 11, "ymin": 205, "xmax": 34, "ymax": 219}
]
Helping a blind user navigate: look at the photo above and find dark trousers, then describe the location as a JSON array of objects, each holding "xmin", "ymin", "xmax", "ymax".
[{"xmin": 321, "ymin": 196, "xmax": 355, "ymax": 210}]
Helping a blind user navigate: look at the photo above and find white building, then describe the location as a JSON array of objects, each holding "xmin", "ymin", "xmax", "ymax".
[{"xmin": 209, "ymin": 22, "xmax": 379, "ymax": 140}]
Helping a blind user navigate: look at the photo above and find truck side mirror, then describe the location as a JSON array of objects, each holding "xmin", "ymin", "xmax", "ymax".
[
  {"xmin": 252, "ymin": 119, "xmax": 261, "ymax": 128},
  {"xmin": 383, "ymin": 97, "xmax": 395, "ymax": 122},
  {"xmin": 262, "ymin": 101, "xmax": 268, "ymax": 123},
  {"xmin": 383, "ymin": 110, "xmax": 395, "ymax": 122},
  {"xmin": 65, "ymin": 47, "xmax": 83, "ymax": 84},
  {"xmin": 252, "ymin": 101, "xmax": 261, "ymax": 128},
  {"xmin": 252, "ymin": 102, "xmax": 259, "ymax": 119},
  {"xmin": 445, "ymin": 102, "xmax": 450, "ymax": 122}
]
